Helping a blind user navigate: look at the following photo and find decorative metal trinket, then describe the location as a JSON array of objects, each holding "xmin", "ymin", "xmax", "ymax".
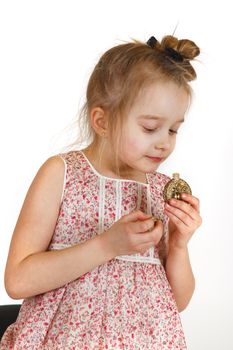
[
  {"xmin": 147, "ymin": 216, "xmax": 161, "ymax": 231},
  {"xmin": 163, "ymin": 173, "xmax": 192, "ymax": 202}
]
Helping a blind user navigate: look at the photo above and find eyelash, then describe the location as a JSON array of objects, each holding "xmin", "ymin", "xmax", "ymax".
[{"xmin": 143, "ymin": 127, "xmax": 178, "ymax": 134}]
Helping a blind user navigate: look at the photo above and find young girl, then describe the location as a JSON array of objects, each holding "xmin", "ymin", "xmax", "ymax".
[{"xmin": 1, "ymin": 35, "xmax": 202, "ymax": 349}]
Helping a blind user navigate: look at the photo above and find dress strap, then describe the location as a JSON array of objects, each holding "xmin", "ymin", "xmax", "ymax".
[{"xmin": 57, "ymin": 154, "xmax": 68, "ymax": 205}]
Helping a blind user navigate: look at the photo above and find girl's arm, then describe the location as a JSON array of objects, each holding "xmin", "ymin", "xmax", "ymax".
[
  {"xmin": 163, "ymin": 193, "xmax": 202, "ymax": 312},
  {"xmin": 7, "ymin": 234, "xmax": 114, "ymax": 300},
  {"xmin": 165, "ymin": 244, "xmax": 195, "ymax": 312},
  {"xmin": 4, "ymin": 156, "xmax": 115, "ymax": 300}
]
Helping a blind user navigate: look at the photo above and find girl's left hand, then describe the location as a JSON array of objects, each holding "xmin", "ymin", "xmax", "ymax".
[{"xmin": 164, "ymin": 193, "xmax": 202, "ymax": 249}]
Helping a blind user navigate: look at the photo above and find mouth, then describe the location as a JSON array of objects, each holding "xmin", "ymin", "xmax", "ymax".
[{"xmin": 146, "ymin": 156, "xmax": 164, "ymax": 163}]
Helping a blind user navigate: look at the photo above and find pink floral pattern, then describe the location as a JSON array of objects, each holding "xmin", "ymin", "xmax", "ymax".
[{"xmin": 0, "ymin": 151, "xmax": 187, "ymax": 349}]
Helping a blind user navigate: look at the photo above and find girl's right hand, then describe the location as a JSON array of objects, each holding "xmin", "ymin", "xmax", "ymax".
[{"xmin": 101, "ymin": 210, "xmax": 164, "ymax": 257}]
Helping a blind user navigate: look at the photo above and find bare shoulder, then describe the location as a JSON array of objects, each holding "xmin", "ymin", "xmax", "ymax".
[
  {"xmin": 5, "ymin": 155, "xmax": 66, "ymax": 276},
  {"xmin": 36, "ymin": 154, "xmax": 66, "ymax": 185},
  {"xmin": 23, "ymin": 154, "xmax": 66, "ymax": 215}
]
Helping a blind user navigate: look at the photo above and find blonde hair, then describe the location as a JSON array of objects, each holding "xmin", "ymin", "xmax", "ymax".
[{"xmin": 59, "ymin": 35, "xmax": 200, "ymax": 175}]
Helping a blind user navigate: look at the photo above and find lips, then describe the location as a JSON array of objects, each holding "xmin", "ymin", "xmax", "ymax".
[{"xmin": 147, "ymin": 156, "xmax": 164, "ymax": 162}]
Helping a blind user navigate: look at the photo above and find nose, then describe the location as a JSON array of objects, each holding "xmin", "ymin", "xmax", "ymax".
[{"xmin": 154, "ymin": 135, "xmax": 171, "ymax": 151}]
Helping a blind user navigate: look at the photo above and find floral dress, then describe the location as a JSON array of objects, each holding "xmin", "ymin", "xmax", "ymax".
[{"xmin": 0, "ymin": 150, "xmax": 187, "ymax": 349}]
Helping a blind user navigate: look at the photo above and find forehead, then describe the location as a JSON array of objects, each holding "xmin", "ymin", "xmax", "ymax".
[{"xmin": 128, "ymin": 81, "xmax": 189, "ymax": 123}]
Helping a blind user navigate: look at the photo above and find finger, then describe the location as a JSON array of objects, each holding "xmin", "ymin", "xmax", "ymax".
[
  {"xmin": 135, "ymin": 220, "xmax": 164, "ymax": 245},
  {"xmin": 165, "ymin": 209, "xmax": 189, "ymax": 230},
  {"xmin": 167, "ymin": 198, "xmax": 199, "ymax": 221},
  {"xmin": 165, "ymin": 203, "xmax": 193, "ymax": 226},
  {"xmin": 133, "ymin": 217, "xmax": 157, "ymax": 234},
  {"xmin": 121, "ymin": 209, "xmax": 151, "ymax": 223},
  {"xmin": 180, "ymin": 193, "xmax": 200, "ymax": 213}
]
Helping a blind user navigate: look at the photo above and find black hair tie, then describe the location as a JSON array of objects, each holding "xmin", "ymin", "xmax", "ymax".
[
  {"xmin": 147, "ymin": 36, "xmax": 184, "ymax": 62},
  {"xmin": 146, "ymin": 36, "xmax": 157, "ymax": 48},
  {"xmin": 164, "ymin": 47, "xmax": 184, "ymax": 62}
]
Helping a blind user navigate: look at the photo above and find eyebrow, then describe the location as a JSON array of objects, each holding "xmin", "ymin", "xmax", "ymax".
[{"xmin": 138, "ymin": 114, "xmax": 185, "ymax": 123}]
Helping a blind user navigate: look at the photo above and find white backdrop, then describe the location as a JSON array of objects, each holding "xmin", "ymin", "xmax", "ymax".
[{"xmin": 0, "ymin": 1, "xmax": 232, "ymax": 349}]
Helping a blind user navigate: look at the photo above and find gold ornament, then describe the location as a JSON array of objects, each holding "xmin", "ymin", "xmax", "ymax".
[
  {"xmin": 146, "ymin": 216, "xmax": 161, "ymax": 231},
  {"xmin": 163, "ymin": 173, "xmax": 192, "ymax": 202},
  {"xmin": 152, "ymin": 216, "xmax": 160, "ymax": 222}
]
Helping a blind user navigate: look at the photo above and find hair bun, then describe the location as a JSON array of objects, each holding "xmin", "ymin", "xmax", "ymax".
[
  {"xmin": 161, "ymin": 35, "xmax": 200, "ymax": 60},
  {"xmin": 176, "ymin": 39, "xmax": 200, "ymax": 60}
]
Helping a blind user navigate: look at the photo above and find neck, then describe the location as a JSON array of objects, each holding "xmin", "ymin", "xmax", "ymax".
[{"xmin": 82, "ymin": 142, "xmax": 147, "ymax": 182}]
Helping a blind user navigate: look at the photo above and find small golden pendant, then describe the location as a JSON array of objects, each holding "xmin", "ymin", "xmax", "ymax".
[{"xmin": 163, "ymin": 173, "xmax": 192, "ymax": 202}]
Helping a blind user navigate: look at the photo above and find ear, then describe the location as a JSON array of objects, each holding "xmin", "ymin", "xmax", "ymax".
[{"xmin": 90, "ymin": 107, "xmax": 108, "ymax": 136}]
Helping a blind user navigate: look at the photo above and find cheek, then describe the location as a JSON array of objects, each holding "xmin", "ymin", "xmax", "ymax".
[
  {"xmin": 170, "ymin": 138, "xmax": 176, "ymax": 151},
  {"xmin": 120, "ymin": 125, "xmax": 148, "ymax": 157},
  {"xmin": 122, "ymin": 134, "xmax": 143, "ymax": 153}
]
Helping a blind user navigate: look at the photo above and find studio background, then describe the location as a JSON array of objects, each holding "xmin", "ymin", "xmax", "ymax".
[{"xmin": 0, "ymin": 1, "xmax": 232, "ymax": 349}]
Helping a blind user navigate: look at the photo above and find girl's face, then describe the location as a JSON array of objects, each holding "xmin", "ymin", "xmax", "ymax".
[{"xmin": 119, "ymin": 80, "xmax": 189, "ymax": 174}]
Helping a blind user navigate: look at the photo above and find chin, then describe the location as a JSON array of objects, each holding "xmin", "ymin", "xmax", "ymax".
[
  {"xmin": 143, "ymin": 159, "xmax": 161, "ymax": 172},
  {"xmin": 138, "ymin": 164, "xmax": 159, "ymax": 174},
  {"xmin": 148, "ymin": 165, "xmax": 160, "ymax": 173}
]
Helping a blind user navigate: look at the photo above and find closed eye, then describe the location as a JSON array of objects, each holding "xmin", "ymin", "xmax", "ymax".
[
  {"xmin": 169, "ymin": 129, "xmax": 178, "ymax": 134},
  {"xmin": 143, "ymin": 127, "xmax": 157, "ymax": 132},
  {"xmin": 143, "ymin": 127, "xmax": 178, "ymax": 134}
]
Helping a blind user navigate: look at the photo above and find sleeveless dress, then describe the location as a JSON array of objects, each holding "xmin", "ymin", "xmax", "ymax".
[{"xmin": 0, "ymin": 150, "xmax": 187, "ymax": 350}]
